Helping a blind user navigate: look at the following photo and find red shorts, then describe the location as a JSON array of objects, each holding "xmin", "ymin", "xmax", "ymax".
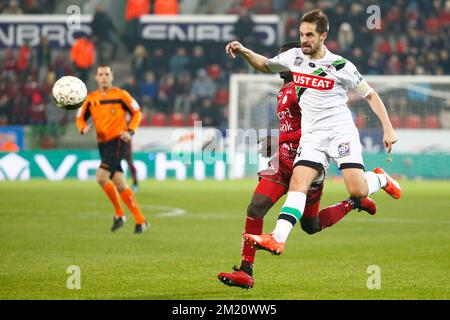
[
  {"xmin": 257, "ymin": 156, "xmax": 293, "ymax": 187},
  {"xmin": 255, "ymin": 161, "xmax": 324, "ymax": 218}
]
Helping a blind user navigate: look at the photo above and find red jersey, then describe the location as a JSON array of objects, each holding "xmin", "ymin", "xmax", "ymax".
[{"xmin": 276, "ymin": 81, "xmax": 301, "ymax": 170}]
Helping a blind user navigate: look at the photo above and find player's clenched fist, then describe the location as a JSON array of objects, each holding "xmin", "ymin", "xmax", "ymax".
[{"xmin": 225, "ymin": 41, "xmax": 246, "ymax": 58}]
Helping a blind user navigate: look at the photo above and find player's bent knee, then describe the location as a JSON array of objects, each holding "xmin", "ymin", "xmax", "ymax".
[
  {"xmin": 247, "ymin": 196, "xmax": 272, "ymax": 219},
  {"xmin": 96, "ymin": 175, "xmax": 109, "ymax": 186},
  {"xmin": 348, "ymin": 187, "xmax": 368, "ymax": 199},
  {"xmin": 300, "ymin": 217, "xmax": 322, "ymax": 235}
]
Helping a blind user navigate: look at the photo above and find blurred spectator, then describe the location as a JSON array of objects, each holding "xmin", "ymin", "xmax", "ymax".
[
  {"xmin": 187, "ymin": 46, "xmax": 208, "ymax": 77},
  {"xmin": 16, "ymin": 41, "xmax": 33, "ymax": 81},
  {"xmin": 254, "ymin": 0, "xmax": 272, "ymax": 14},
  {"xmin": 387, "ymin": 55, "xmax": 401, "ymax": 74},
  {"xmin": 158, "ymin": 74, "xmax": 175, "ymax": 113},
  {"xmin": 22, "ymin": 0, "xmax": 44, "ymax": 14},
  {"xmin": 234, "ymin": 7, "xmax": 256, "ymax": 49},
  {"xmin": 36, "ymin": 36, "xmax": 52, "ymax": 86},
  {"xmin": 70, "ymin": 34, "xmax": 96, "ymax": 83},
  {"xmin": 153, "ymin": 0, "xmax": 179, "ymax": 15},
  {"xmin": 2, "ymin": 48, "xmax": 17, "ymax": 79},
  {"xmin": 91, "ymin": 3, "xmax": 119, "ymax": 63},
  {"xmin": 124, "ymin": 0, "xmax": 150, "ymax": 52},
  {"xmin": 439, "ymin": 0, "xmax": 450, "ymax": 26},
  {"xmin": 29, "ymin": 91, "xmax": 46, "ymax": 125},
  {"xmin": 351, "ymin": 47, "xmax": 366, "ymax": 73},
  {"xmin": 190, "ymin": 69, "xmax": 217, "ymax": 109},
  {"xmin": 367, "ymin": 51, "xmax": 383, "ymax": 75},
  {"xmin": 272, "ymin": 0, "xmax": 287, "ymax": 13},
  {"xmin": 131, "ymin": 45, "xmax": 150, "ymax": 82},
  {"xmin": 140, "ymin": 71, "xmax": 159, "ymax": 109},
  {"xmin": 0, "ymin": 80, "xmax": 12, "ymax": 125},
  {"xmin": 199, "ymin": 98, "xmax": 223, "ymax": 127},
  {"xmin": 404, "ymin": 55, "xmax": 417, "ymax": 75},
  {"xmin": 173, "ymin": 72, "xmax": 192, "ymax": 118},
  {"xmin": 439, "ymin": 49, "xmax": 450, "ymax": 74},
  {"xmin": 169, "ymin": 47, "xmax": 190, "ymax": 77},
  {"xmin": 149, "ymin": 48, "xmax": 168, "ymax": 80},
  {"xmin": 2, "ymin": 0, "xmax": 23, "ymax": 14},
  {"xmin": 122, "ymin": 76, "xmax": 142, "ymax": 105},
  {"xmin": 337, "ymin": 22, "xmax": 354, "ymax": 55}
]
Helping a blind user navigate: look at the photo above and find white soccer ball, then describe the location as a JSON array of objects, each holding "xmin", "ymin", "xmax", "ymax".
[{"xmin": 52, "ymin": 76, "xmax": 87, "ymax": 110}]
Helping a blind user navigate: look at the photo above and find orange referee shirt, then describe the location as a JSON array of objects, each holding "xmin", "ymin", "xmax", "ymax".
[{"xmin": 76, "ymin": 87, "xmax": 142, "ymax": 143}]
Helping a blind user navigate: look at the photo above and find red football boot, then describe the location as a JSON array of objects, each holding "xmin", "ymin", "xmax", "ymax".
[
  {"xmin": 373, "ymin": 167, "xmax": 402, "ymax": 199},
  {"xmin": 358, "ymin": 197, "xmax": 377, "ymax": 215},
  {"xmin": 218, "ymin": 266, "xmax": 254, "ymax": 289},
  {"xmin": 243, "ymin": 233, "xmax": 285, "ymax": 255}
]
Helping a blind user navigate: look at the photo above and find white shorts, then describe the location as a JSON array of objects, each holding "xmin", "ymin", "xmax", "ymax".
[{"xmin": 294, "ymin": 125, "xmax": 365, "ymax": 172}]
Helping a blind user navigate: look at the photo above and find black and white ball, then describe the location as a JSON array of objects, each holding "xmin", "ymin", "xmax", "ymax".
[{"xmin": 52, "ymin": 76, "xmax": 87, "ymax": 110}]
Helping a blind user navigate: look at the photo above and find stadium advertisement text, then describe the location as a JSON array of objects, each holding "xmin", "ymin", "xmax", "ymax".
[
  {"xmin": 1, "ymin": 151, "xmax": 450, "ymax": 180},
  {"xmin": 140, "ymin": 15, "xmax": 280, "ymax": 46},
  {"xmin": 0, "ymin": 15, "xmax": 92, "ymax": 48},
  {"xmin": 0, "ymin": 14, "xmax": 280, "ymax": 48}
]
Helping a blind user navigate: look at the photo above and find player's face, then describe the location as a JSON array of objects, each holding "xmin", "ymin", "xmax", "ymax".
[
  {"xmin": 95, "ymin": 67, "xmax": 114, "ymax": 90},
  {"xmin": 299, "ymin": 22, "xmax": 326, "ymax": 56}
]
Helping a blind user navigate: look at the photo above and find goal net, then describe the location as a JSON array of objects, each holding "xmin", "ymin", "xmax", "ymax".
[{"xmin": 228, "ymin": 74, "xmax": 450, "ymax": 179}]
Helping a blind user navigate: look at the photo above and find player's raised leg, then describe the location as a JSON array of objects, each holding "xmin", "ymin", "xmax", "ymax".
[
  {"xmin": 373, "ymin": 167, "xmax": 402, "ymax": 199},
  {"xmin": 112, "ymin": 171, "xmax": 148, "ymax": 234},
  {"xmin": 298, "ymin": 179, "xmax": 377, "ymax": 235},
  {"xmin": 342, "ymin": 167, "xmax": 401, "ymax": 201},
  {"xmin": 96, "ymin": 167, "xmax": 126, "ymax": 231}
]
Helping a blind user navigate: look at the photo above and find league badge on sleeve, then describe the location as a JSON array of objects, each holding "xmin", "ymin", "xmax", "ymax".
[
  {"xmin": 338, "ymin": 142, "xmax": 351, "ymax": 158},
  {"xmin": 294, "ymin": 57, "xmax": 303, "ymax": 66}
]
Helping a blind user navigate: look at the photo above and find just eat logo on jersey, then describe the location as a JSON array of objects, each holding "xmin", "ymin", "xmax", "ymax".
[{"xmin": 292, "ymin": 72, "xmax": 334, "ymax": 90}]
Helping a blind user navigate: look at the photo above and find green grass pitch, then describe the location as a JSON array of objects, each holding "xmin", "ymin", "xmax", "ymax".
[{"xmin": 0, "ymin": 179, "xmax": 449, "ymax": 300}]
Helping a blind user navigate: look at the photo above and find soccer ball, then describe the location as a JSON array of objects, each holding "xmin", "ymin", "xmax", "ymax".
[{"xmin": 52, "ymin": 76, "xmax": 87, "ymax": 110}]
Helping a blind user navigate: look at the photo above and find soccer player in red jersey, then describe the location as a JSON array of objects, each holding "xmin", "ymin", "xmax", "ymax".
[{"xmin": 217, "ymin": 43, "xmax": 376, "ymax": 289}]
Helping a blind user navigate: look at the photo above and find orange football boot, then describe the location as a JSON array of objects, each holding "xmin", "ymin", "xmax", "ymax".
[
  {"xmin": 243, "ymin": 233, "xmax": 285, "ymax": 255},
  {"xmin": 373, "ymin": 167, "xmax": 402, "ymax": 199}
]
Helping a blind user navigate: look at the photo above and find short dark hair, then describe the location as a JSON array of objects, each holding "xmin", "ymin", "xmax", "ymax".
[
  {"xmin": 279, "ymin": 41, "xmax": 300, "ymax": 54},
  {"xmin": 97, "ymin": 65, "xmax": 112, "ymax": 72},
  {"xmin": 301, "ymin": 9, "xmax": 329, "ymax": 34}
]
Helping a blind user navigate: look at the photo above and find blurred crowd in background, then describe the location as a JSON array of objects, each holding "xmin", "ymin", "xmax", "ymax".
[{"xmin": 1, "ymin": 0, "xmax": 450, "ymax": 131}]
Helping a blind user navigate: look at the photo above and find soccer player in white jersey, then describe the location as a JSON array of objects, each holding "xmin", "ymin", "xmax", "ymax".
[{"xmin": 225, "ymin": 9, "xmax": 401, "ymax": 255}]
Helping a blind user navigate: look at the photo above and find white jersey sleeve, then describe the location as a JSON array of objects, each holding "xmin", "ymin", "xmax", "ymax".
[
  {"xmin": 340, "ymin": 60, "xmax": 374, "ymax": 98},
  {"xmin": 265, "ymin": 48, "xmax": 298, "ymax": 73}
]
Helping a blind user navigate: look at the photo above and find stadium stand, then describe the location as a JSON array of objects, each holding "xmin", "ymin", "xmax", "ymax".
[{"xmin": 0, "ymin": 0, "xmax": 449, "ymax": 138}]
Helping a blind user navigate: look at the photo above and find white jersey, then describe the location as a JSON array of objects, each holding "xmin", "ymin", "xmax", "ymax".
[{"xmin": 266, "ymin": 46, "xmax": 373, "ymax": 132}]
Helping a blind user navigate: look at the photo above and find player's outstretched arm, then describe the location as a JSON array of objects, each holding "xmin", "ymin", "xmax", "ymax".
[
  {"xmin": 225, "ymin": 40, "xmax": 272, "ymax": 74},
  {"xmin": 365, "ymin": 91, "xmax": 398, "ymax": 153}
]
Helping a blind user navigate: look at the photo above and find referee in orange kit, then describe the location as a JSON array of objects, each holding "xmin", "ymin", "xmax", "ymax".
[{"xmin": 76, "ymin": 65, "xmax": 148, "ymax": 233}]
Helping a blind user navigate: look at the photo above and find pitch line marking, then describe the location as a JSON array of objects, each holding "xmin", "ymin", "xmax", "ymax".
[{"xmin": 139, "ymin": 205, "xmax": 187, "ymax": 218}]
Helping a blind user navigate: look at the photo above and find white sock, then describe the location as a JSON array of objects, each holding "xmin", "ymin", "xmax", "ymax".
[
  {"xmin": 377, "ymin": 174, "xmax": 387, "ymax": 188},
  {"xmin": 272, "ymin": 220, "xmax": 293, "ymax": 243},
  {"xmin": 365, "ymin": 171, "xmax": 386, "ymax": 196},
  {"xmin": 273, "ymin": 192, "xmax": 306, "ymax": 243}
]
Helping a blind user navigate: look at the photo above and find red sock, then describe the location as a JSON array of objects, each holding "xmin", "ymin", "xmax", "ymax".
[
  {"xmin": 319, "ymin": 199, "xmax": 354, "ymax": 229},
  {"xmin": 241, "ymin": 217, "xmax": 263, "ymax": 264}
]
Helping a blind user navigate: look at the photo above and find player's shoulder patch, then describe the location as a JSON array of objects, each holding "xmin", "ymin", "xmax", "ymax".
[{"xmin": 294, "ymin": 56, "xmax": 303, "ymax": 66}]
